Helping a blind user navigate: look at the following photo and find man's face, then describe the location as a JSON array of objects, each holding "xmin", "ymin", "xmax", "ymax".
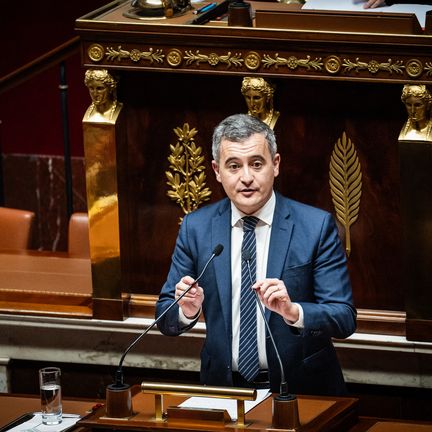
[
  {"xmin": 405, "ymin": 95, "xmax": 428, "ymax": 122},
  {"xmin": 212, "ymin": 133, "xmax": 280, "ymax": 215}
]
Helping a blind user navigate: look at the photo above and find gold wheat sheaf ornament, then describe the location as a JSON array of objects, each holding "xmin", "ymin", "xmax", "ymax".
[
  {"xmin": 166, "ymin": 123, "xmax": 212, "ymax": 222},
  {"xmin": 329, "ymin": 132, "xmax": 362, "ymax": 257}
]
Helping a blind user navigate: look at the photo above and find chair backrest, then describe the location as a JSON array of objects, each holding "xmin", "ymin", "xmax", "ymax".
[
  {"xmin": 68, "ymin": 212, "xmax": 90, "ymax": 258},
  {"xmin": 0, "ymin": 207, "xmax": 35, "ymax": 251}
]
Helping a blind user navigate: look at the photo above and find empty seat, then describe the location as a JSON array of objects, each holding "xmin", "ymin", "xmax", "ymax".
[
  {"xmin": 68, "ymin": 212, "xmax": 90, "ymax": 258},
  {"xmin": 0, "ymin": 206, "xmax": 35, "ymax": 251}
]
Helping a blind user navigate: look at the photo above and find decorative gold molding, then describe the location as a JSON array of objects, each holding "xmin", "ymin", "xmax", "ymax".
[
  {"xmin": 105, "ymin": 46, "xmax": 165, "ymax": 63},
  {"xmin": 324, "ymin": 55, "xmax": 342, "ymax": 74},
  {"xmin": 262, "ymin": 54, "xmax": 323, "ymax": 71},
  {"xmin": 167, "ymin": 49, "xmax": 183, "ymax": 67},
  {"xmin": 86, "ymin": 43, "xmax": 430, "ymax": 80},
  {"xmin": 342, "ymin": 58, "xmax": 404, "ymax": 74},
  {"xmin": 184, "ymin": 50, "xmax": 244, "ymax": 67},
  {"xmin": 329, "ymin": 132, "xmax": 362, "ymax": 257},
  {"xmin": 166, "ymin": 124, "xmax": 212, "ymax": 221},
  {"xmin": 244, "ymin": 51, "xmax": 261, "ymax": 71},
  {"xmin": 88, "ymin": 44, "xmax": 105, "ymax": 62},
  {"xmin": 406, "ymin": 59, "xmax": 423, "ymax": 78}
]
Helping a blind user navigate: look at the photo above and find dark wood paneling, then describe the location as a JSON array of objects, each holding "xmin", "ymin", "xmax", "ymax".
[{"xmin": 115, "ymin": 71, "xmax": 403, "ymax": 312}]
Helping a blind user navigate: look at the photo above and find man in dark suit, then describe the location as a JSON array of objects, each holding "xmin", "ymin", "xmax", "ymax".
[{"xmin": 156, "ymin": 113, "xmax": 356, "ymax": 396}]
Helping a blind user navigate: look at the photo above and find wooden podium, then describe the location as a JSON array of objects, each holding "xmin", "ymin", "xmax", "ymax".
[{"xmin": 78, "ymin": 383, "xmax": 358, "ymax": 432}]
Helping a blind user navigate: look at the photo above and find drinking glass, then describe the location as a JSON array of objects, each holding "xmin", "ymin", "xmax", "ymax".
[{"xmin": 39, "ymin": 367, "xmax": 62, "ymax": 425}]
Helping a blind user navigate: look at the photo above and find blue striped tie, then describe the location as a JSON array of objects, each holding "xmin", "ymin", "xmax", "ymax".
[{"xmin": 238, "ymin": 216, "xmax": 260, "ymax": 382}]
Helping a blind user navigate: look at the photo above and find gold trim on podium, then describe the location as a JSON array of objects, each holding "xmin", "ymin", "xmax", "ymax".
[{"xmin": 141, "ymin": 382, "xmax": 256, "ymax": 426}]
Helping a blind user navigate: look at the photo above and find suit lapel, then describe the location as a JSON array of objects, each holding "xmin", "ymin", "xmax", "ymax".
[
  {"xmin": 265, "ymin": 194, "xmax": 294, "ymax": 320},
  {"xmin": 212, "ymin": 200, "xmax": 232, "ymax": 335}
]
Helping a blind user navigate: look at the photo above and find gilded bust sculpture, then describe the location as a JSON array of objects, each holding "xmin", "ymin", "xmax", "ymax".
[
  {"xmin": 399, "ymin": 84, "xmax": 432, "ymax": 142},
  {"xmin": 241, "ymin": 77, "xmax": 280, "ymax": 130},
  {"xmin": 84, "ymin": 69, "xmax": 122, "ymax": 123}
]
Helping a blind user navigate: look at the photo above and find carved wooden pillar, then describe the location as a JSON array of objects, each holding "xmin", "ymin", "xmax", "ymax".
[
  {"xmin": 82, "ymin": 69, "xmax": 127, "ymax": 320},
  {"xmin": 399, "ymin": 140, "xmax": 432, "ymax": 341}
]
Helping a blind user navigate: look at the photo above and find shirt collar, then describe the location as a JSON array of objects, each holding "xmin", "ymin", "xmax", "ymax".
[{"xmin": 231, "ymin": 191, "xmax": 276, "ymax": 227}]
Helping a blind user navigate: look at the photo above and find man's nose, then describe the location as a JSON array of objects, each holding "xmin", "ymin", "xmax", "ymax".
[{"xmin": 240, "ymin": 166, "xmax": 253, "ymax": 183}]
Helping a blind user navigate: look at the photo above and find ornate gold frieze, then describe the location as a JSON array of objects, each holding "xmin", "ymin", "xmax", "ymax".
[
  {"xmin": 262, "ymin": 54, "xmax": 323, "ymax": 71},
  {"xmin": 329, "ymin": 132, "xmax": 362, "ymax": 258},
  {"xmin": 105, "ymin": 46, "xmax": 165, "ymax": 63},
  {"xmin": 184, "ymin": 50, "xmax": 244, "ymax": 68},
  {"xmin": 87, "ymin": 43, "xmax": 429, "ymax": 80},
  {"xmin": 342, "ymin": 58, "xmax": 404, "ymax": 74},
  {"xmin": 166, "ymin": 124, "xmax": 212, "ymax": 221}
]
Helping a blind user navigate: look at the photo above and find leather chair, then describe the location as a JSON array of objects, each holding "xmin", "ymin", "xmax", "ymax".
[
  {"xmin": 68, "ymin": 212, "xmax": 90, "ymax": 258},
  {"xmin": 0, "ymin": 206, "xmax": 35, "ymax": 250}
]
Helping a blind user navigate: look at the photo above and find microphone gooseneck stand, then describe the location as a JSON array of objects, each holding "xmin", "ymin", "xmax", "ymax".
[
  {"xmin": 242, "ymin": 250, "xmax": 300, "ymax": 431},
  {"xmin": 105, "ymin": 244, "xmax": 224, "ymax": 418}
]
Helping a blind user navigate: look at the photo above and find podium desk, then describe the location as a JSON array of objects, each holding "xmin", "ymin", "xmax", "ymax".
[
  {"xmin": 350, "ymin": 417, "xmax": 432, "ymax": 431},
  {"xmin": 78, "ymin": 386, "xmax": 358, "ymax": 432},
  {"xmin": 0, "ymin": 393, "xmax": 99, "ymax": 430}
]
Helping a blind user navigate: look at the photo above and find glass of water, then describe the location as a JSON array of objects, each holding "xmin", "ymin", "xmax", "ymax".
[{"xmin": 39, "ymin": 367, "xmax": 62, "ymax": 425}]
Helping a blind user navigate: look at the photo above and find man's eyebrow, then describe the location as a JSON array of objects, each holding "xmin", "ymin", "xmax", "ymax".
[
  {"xmin": 224, "ymin": 157, "xmax": 240, "ymax": 165},
  {"xmin": 224, "ymin": 155, "xmax": 266, "ymax": 164}
]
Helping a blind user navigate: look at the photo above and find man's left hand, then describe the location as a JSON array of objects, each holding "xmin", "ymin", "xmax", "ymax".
[{"xmin": 253, "ymin": 278, "xmax": 299, "ymax": 323}]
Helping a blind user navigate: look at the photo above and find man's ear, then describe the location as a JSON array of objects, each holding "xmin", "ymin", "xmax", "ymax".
[
  {"xmin": 212, "ymin": 160, "xmax": 222, "ymax": 183},
  {"xmin": 273, "ymin": 153, "xmax": 281, "ymax": 178}
]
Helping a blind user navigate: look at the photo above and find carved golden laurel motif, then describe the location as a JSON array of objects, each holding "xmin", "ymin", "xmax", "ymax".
[
  {"xmin": 166, "ymin": 124, "xmax": 212, "ymax": 221},
  {"xmin": 329, "ymin": 132, "xmax": 362, "ymax": 257},
  {"xmin": 423, "ymin": 62, "xmax": 432, "ymax": 76},
  {"xmin": 343, "ymin": 58, "xmax": 404, "ymax": 74},
  {"xmin": 105, "ymin": 46, "xmax": 165, "ymax": 63},
  {"xmin": 184, "ymin": 50, "xmax": 244, "ymax": 68},
  {"xmin": 262, "ymin": 54, "xmax": 323, "ymax": 70}
]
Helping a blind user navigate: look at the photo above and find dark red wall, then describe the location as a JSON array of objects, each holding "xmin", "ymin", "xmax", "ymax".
[{"xmin": 0, "ymin": 0, "xmax": 109, "ymax": 156}]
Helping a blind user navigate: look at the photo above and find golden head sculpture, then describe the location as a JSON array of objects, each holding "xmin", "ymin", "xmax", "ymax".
[
  {"xmin": 241, "ymin": 77, "xmax": 280, "ymax": 130},
  {"xmin": 84, "ymin": 69, "xmax": 120, "ymax": 122},
  {"xmin": 399, "ymin": 84, "xmax": 432, "ymax": 142}
]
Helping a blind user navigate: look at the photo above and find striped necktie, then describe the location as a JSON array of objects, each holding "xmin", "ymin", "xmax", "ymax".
[{"xmin": 238, "ymin": 216, "xmax": 260, "ymax": 382}]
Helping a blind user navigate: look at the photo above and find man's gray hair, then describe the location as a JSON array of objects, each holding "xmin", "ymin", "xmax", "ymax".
[{"xmin": 212, "ymin": 114, "xmax": 277, "ymax": 162}]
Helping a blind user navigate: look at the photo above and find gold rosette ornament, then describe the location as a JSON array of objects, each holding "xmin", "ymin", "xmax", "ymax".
[
  {"xmin": 329, "ymin": 132, "xmax": 362, "ymax": 257},
  {"xmin": 166, "ymin": 124, "xmax": 212, "ymax": 221}
]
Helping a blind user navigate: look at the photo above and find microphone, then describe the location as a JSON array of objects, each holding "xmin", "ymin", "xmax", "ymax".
[
  {"xmin": 106, "ymin": 244, "xmax": 224, "ymax": 417},
  {"xmin": 242, "ymin": 249, "xmax": 299, "ymax": 429},
  {"xmin": 241, "ymin": 249, "xmax": 289, "ymax": 397}
]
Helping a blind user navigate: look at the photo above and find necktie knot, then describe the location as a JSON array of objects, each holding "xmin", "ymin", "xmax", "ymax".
[{"xmin": 242, "ymin": 216, "xmax": 259, "ymax": 232}]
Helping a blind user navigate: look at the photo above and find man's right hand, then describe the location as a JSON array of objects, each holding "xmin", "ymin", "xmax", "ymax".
[
  {"xmin": 363, "ymin": 0, "xmax": 387, "ymax": 8},
  {"xmin": 175, "ymin": 276, "xmax": 204, "ymax": 319}
]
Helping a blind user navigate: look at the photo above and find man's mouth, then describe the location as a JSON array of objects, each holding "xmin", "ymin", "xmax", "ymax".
[{"xmin": 240, "ymin": 188, "xmax": 256, "ymax": 195}]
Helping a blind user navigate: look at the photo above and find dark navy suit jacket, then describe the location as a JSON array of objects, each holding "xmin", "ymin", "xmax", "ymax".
[{"xmin": 156, "ymin": 192, "xmax": 356, "ymax": 396}]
